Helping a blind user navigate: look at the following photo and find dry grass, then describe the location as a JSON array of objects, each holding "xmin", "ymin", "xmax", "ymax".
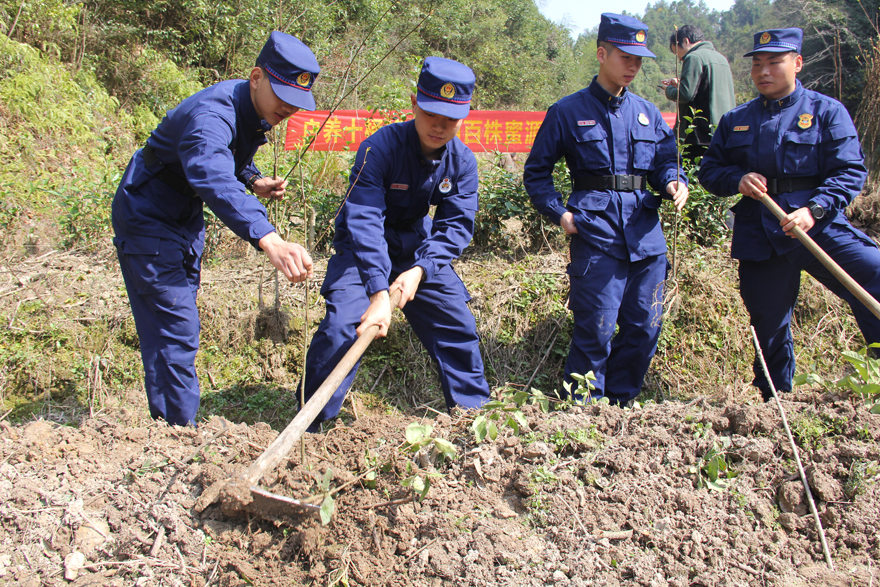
[{"xmin": 1, "ymin": 214, "xmax": 875, "ymax": 429}]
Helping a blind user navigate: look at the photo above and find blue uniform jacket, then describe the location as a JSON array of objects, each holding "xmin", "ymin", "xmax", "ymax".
[
  {"xmin": 113, "ymin": 80, "xmax": 276, "ymax": 257},
  {"xmin": 524, "ymin": 77, "xmax": 685, "ymax": 261},
  {"xmin": 698, "ymin": 81, "xmax": 868, "ymax": 261},
  {"xmin": 329, "ymin": 119, "xmax": 479, "ymax": 297}
]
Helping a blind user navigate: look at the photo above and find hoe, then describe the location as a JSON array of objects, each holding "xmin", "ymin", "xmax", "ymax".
[{"xmin": 195, "ymin": 290, "xmax": 403, "ymax": 519}]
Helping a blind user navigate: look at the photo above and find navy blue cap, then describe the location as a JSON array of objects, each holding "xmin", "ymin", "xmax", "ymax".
[
  {"xmin": 257, "ymin": 31, "xmax": 320, "ymax": 111},
  {"xmin": 416, "ymin": 57, "xmax": 475, "ymax": 119},
  {"xmin": 744, "ymin": 28, "xmax": 803, "ymax": 57},
  {"xmin": 598, "ymin": 13, "xmax": 656, "ymax": 58}
]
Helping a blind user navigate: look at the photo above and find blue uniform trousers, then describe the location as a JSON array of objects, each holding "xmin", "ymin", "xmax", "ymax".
[
  {"xmin": 739, "ymin": 222, "xmax": 880, "ymax": 399},
  {"xmin": 566, "ymin": 239, "xmax": 667, "ymax": 405},
  {"xmin": 300, "ymin": 255, "xmax": 490, "ymax": 429},
  {"xmin": 114, "ymin": 236, "xmax": 202, "ymax": 426}
]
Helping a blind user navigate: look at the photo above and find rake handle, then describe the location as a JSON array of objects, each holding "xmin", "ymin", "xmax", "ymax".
[
  {"xmin": 759, "ymin": 193, "xmax": 880, "ymax": 321},
  {"xmin": 244, "ymin": 289, "xmax": 403, "ymax": 485}
]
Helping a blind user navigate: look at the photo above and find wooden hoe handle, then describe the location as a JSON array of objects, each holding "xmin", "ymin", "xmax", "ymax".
[
  {"xmin": 244, "ymin": 289, "xmax": 403, "ymax": 485},
  {"xmin": 759, "ymin": 194, "xmax": 880, "ymax": 321}
]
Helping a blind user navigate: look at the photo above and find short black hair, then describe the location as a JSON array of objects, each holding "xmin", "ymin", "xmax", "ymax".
[
  {"xmin": 597, "ymin": 40, "xmax": 617, "ymax": 54},
  {"xmin": 669, "ymin": 25, "xmax": 704, "ymax": 50}
]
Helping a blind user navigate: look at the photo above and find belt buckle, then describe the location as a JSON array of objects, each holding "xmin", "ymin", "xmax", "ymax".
[{"xmin": 618, "ymin": 176, "xmax": 631, "ymax": 190}]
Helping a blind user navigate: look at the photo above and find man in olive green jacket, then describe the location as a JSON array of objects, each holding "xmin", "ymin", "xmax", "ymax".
[{"xmin": 662, "ymin": 25, "xmax": 736, "ymax": 160}]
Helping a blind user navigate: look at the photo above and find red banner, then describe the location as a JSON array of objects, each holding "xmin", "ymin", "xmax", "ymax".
[{"xmin": 285, "ymin": 110, "xmax": 676, "ymax": 153}]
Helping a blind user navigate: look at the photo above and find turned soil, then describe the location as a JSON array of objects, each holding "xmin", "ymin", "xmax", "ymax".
[
  {"xmin": 1, "ymin": 249, "xmax": 879, "ymax": 587},
  {"xmin": 2, "ymin": 396, "xmax": 879, "ymax": 587}
]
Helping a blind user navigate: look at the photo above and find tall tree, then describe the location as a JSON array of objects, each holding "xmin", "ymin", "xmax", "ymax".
[{"xmin": 775, "ymin": 0, "xmax": 879, "ymax": 112}]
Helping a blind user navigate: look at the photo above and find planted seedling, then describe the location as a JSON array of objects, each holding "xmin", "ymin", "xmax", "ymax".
[
  {"xmin": 471, "ymin": 388, "xmax": 544, "ymax": 444},
  {"xmin": 691, "ymin": 436, "xmax": 738, "ymax": 491},
  {"xmin": 794, "ymin": 343, "xmax": 880, "ymax": 413}
]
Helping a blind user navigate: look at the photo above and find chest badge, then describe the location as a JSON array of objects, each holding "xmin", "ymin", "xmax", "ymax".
[
  {"xmin": 797, "ymin": 113, "xmax": 814, "ymax": 130},
  {"xmin": 638, "ymin": 112, "xmax": 649, "ymax": 126},
  {"xmin": 577, "ymin": 120, "xmax": 597, "ymax": 127},
  {"xmin": 390, "ymin": 183, "xmax": 409, "ymax": 190},
  {"xmin": 733, "ymin": 125, "xmax": 749, "ymax": 132},
  {"xmin": 439, "ymin": 177, "xmax": 453, "ymax": 194}
]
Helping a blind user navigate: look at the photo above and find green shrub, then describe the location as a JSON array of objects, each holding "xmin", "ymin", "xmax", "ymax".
[{"xmin": 473, "ymin": 155, "xmax": 567, "ymax": 251}]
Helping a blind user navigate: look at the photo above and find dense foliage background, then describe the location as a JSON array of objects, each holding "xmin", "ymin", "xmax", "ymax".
[
  {"xmin": 1, "ymin": 0, "xmax": 879, "ymax": 256},
  {"xmin": 2, "ymin": 0, "xmax": 879, "ymax": 122}
]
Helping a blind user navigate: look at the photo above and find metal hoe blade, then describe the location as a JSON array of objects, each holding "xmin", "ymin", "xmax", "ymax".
[
  {"xmin": 228, "ymin": 290, "xmax": 404, "ymax": 520},
  {"xmin": 247, "ymin": 486, "xmax": 321, "ymax": 517}
]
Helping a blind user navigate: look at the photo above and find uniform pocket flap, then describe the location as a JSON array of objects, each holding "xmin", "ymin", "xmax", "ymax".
[
  {"xmin": 783, "ymin": 129, "xmax": 819, "ymax": 145},
  {"xmin": 122, "ymin": 236, "xmax": 162, "ymax": 255},
  {"xmin": 825, "ymin": 123, "xmax": 857, "ymax": 141},
  {"xmin": 641, "ymin": 193, "xmax": 663, "ymax": 209},
  {"xmin": 572, "ymin": 124, "xmax": 607, "ymax": 143},
  {"xmin": 724, "ymin": 131, "xmax": 753, "ymax": 148},
  {"xmin": 630, "ymin": 126, "xmax": 657, "ymax": 143},
  {"xmin": 731, "ymin": 196, "xmax": 757, "ymax": 218},
  {"xmin": 570, "ymin": 192, "xmax": 611, "ymax": 211},
  {"xmin": 566, "ymin": 255, "xmax": 592, "ymax": 277}
]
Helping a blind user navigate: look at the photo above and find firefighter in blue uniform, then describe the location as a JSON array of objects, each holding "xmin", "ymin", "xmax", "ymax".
[
  {"xmin": 524, "ymin": 13, "xmax": 689, "ymax": 405},
  {"xmin": 699, "ymin": 28, "xmax": 880, "ymax": 401},
  {"xmin": 112, "ymin": 32, "xmax": 319, "ymax": 426},
  {"xmin": 299, "ymin": 57, "xmax": 491, "ymax": 430}
]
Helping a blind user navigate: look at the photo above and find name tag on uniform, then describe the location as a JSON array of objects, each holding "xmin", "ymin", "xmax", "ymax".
[
  {"xmin": 390, "ymin": 183, "xmax": 409, "ymax": 190},
  {"xmin": 577, "ymin": 120, "xmax": 596, "ymax": 127},
  {"xmin": 733, "ymin": 126, "xmax": 749, "ymax": 132}
]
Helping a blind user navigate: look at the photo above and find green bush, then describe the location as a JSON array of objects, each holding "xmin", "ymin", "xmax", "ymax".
[
  {"xmin": 660, "ymin": 157, "xmax": 732, "ymax": 249},
  {"xmin": 473, "ymin": 155, "xmax": 567, "ymax": 251},
  {"xmin": 0, "ymin": 34, "xmax": 137, "ymax": 250}
]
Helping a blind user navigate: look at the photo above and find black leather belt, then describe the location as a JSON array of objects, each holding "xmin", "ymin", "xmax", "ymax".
[
  {"xmin": 766, "ymin": 176, "xmax": 820, "ymax": 196},
  {"xmin": 142, "ymin": 144, "xmax": 196, "ymax": 198},
  {"xmin": 572, "ymin": 175, "xmax": 645, "ymax": 192}
]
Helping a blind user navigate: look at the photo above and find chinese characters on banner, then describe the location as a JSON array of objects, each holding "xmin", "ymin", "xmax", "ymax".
[{"xmin": 285, "ymin": 110, "xmax": 677, "ymax": 153}]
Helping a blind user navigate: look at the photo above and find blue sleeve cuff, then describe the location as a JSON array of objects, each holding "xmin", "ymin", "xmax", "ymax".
[
  {"xmin": 548, "ymin": 203, "xmax": 567, "ymax": 226},
  {"xmin": 365, "ymin": 276, "xmax": 389, "ymax": 298},
  {"xmin": 414, "ymin": 260, "xmax": 435, "ymax": 283},
  {"xmin": 731, "ymin": 175, "xmax": 743, "ymax": 196},
  {"xmin": 659, "ymin": 170, "xmax": 686, "ymax": 197},
  {"xmin": 250, "ymin": 221, "xmax": 277, "ymax": 249},
  {"xmin": 810, "ymin": 195, "xmax": 834, "ymax": 212}
]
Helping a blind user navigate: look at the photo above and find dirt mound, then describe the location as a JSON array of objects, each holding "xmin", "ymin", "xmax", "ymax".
[{"xmin": 1, "ymin": 394, "xmax": 878, "ymax": 586}]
